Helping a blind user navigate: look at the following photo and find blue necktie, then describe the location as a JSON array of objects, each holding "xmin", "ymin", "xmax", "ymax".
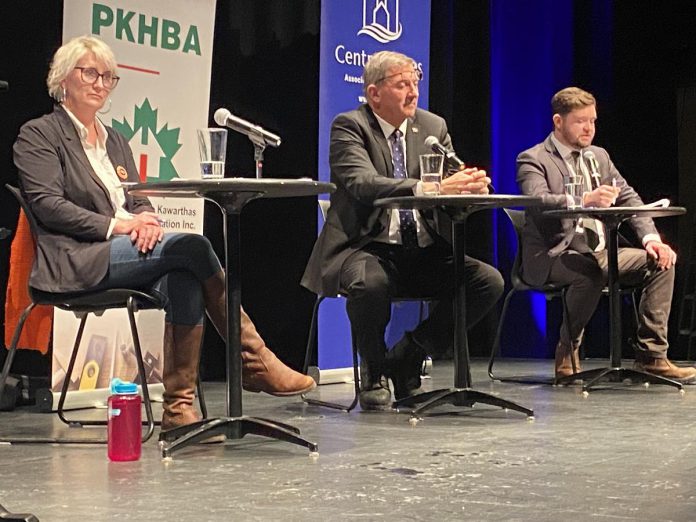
[{"xmin": 390, "ymin": 129, "xmax": 418, "ymax": 248}]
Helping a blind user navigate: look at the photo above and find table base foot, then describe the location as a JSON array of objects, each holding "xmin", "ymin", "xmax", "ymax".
[
  {"xmin": 159, "ymin": 416, "xmax": 317, "ymax": 458},
  {"xmin": 555, "ymin": 367, "xmax": 683, "ymax": 393},
  {"xmin": 393, "ymin": 388, "xmax": 534, "ymax": 418}
]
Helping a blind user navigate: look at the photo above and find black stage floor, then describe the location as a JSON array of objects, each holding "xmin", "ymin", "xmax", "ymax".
[{"xmin": 1, "ymin": 358, "xmax": 696, "ymax": 521}]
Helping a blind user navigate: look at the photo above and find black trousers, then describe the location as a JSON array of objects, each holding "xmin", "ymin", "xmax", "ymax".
[{"xmin": 339, "ymin": 242, "xmax": 504, "ymax": 371}]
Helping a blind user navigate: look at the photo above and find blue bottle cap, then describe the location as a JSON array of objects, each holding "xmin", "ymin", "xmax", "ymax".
[{"xmin": 110, "ymin": 378, "xmax": 138, "ymax": 395}]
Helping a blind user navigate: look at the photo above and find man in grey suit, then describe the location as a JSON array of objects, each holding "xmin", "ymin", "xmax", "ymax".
[
  {"xmin": 517, "ymin": 86, "xmax": 696, "ymax": 382},
  {"xmin": 302, "ymin": 51, "xmax": 503, "ymax": 409}
]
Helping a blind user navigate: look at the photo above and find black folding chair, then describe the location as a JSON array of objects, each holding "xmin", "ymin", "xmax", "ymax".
[
  {"xmin": 0, "ymin": 184, "xmax": 207, "ymax": 442},
  {"xmin": 488, "ymin": 208, "xmax": 639, "ymax": 384},
  {"xmin": 301, "ymin": 200, "xmax": 431, "ymax": 411}
]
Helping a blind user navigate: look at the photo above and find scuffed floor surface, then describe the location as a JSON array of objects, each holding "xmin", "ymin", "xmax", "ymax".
[{"xmin": 1, "ymin": 358, "xmax": 696, "ymax": 521}]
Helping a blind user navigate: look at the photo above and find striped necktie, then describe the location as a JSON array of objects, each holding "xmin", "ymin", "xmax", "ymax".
[{"xmin": 571, "ymin": 151, "xmax": 605, "ymax": 251}]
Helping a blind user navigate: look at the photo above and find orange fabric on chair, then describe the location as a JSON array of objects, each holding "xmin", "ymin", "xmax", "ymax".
[{"xmin": 4, "ymin": 210, "xmax": 52, "ymax": 353}]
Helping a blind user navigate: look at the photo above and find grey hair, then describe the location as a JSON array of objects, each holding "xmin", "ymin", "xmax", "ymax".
[
  {"xmin": 46, "ymin": 35, "xmax": 118, "ymax": 102},
  {"xmin": 362, "ymin": 50, "xmax": 417, "ymax": 96}
]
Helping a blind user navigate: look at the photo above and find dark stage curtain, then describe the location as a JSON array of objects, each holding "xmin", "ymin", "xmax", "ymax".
[{"xmin": 3, "ymin": 1, "xmax": 696, "ymax": 380}]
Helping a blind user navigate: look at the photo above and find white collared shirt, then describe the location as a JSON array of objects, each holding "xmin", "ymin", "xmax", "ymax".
[
  {"xmin": 372, "ymin": 113, "xmax": 433, "ymax": 247},
  {"xmin": 550, "ymin": 134, "xmax": 660, "ymax": 248},
  {"xmin": 63, "ymin": 105, "xmax": 133, "ymax": 238}
]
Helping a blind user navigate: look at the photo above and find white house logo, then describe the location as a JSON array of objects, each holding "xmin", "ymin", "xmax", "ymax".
[{"xmin": 357, "ymin": 0, "xmax": 402, "ymax": 43}]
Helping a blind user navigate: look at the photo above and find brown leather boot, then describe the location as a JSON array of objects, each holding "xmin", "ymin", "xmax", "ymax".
[
  {"xmin": 202, "ymin": 271, "xmax": 316, "ymax": 396},
  {"xmin": 161, "ymin": 323, "xmax": 224, "ymax": 443},
  {"xmin": 161, "ymin": 323, "xmax": 204, "ymax": 430},
  {"xmin": 634, "ymin": 357, "xmax": 696, "ymax": 384},
  {"xmin": 554, "ymin": 340, "xmax": 582, "ymax": 379},
  {"xmin": 239, "ymin": 308, "xmax": 316, "ymax": 396},
  {"xmin": 162, "ymin": 323, "xmax": 203, "ymax": 430}
]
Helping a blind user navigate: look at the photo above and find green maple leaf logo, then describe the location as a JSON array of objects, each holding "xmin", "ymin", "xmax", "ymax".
[{"xmin": 112, "ymin": 98, "xmax": 181, "ymax": 182}]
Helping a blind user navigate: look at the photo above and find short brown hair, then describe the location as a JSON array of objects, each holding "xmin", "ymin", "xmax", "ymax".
[{"xmin": 551, "ymin": 87, "xmax": 596, "ymax": 116}]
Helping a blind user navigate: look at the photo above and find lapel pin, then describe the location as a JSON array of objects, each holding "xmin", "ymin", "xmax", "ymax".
[{"xmin": 116, "ymin": 166, "xmax": 128, "ymax": 180}]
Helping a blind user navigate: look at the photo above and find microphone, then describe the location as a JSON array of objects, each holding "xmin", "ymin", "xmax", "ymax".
[
  {"xmin": 425, "ymin": 135, "xmax": 496, "ymax": 193},
  {"xmin": 0, "ymin": 80, "xmax": 8, "ymax": 92},
  {"xmin": 424, "ymin": 135, "xmax": 465, "ymax": 169},
  {"xmin": 582, "ymin": 149, "xmax": 602, "ymax": 188},
  {"xmin": 213, "ymin": 108, "xmax": 281, "ymax": 148}
]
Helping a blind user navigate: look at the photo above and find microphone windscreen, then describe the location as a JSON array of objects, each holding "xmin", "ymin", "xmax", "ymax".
[
  {"xmin": 424, "ymin": 135, "xmax": 439, "ymax": 149},
  {"xmin": 582, "ymin": 150, "xmax": 596, "ymax": 161},
  {"xmin": 213, "ymin": 108, "xmax": 230, "ymax": 126}
]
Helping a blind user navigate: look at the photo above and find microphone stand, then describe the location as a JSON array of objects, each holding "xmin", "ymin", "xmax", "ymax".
[{"xmin": 249, "ymin": 134, "xmax": 267, "ymax": 179}]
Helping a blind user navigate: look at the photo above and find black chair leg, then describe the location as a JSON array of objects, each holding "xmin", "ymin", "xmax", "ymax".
[
  {"xmin": 302, "ymin": 296, "xmax": 361, "ymax": 412},
  {"xmin": 55, "ymin": 303, "xmax": 159, "ymax": 442},
  {"xmin": 126, "ymin": 297, "xmax": 155, "ymax": 443},
  {"xmin": 197, "ymin": 378, "xmax": 207, "ymax": 419},
  {"xmin": 57, "ymin": 313, "xmax": 89, "ymax": 427},
  {"xmin": 487, "ymin": 289, "xmax": 516, "ymax": 380},
  {"xmin": 301, "ymin": 296, "xmax": 324, "ymax": 376},
  {"xmin": 0, "ymin": 303, "xmax": 35, "ymax": 401}
]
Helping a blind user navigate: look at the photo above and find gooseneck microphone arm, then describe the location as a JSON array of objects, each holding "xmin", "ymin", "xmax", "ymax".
[
  {"xmin": 424, "ymin": 135, "xmax": 464, "ymax": 170},
  {"xmin": 424, "ymin": 135, "xmax": 496, "ymax": 193}
]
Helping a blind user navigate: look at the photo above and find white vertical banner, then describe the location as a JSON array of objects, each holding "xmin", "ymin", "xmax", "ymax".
[{"xmin": 53, "ymin": 0, "xmax": 216, "ymax": 394}]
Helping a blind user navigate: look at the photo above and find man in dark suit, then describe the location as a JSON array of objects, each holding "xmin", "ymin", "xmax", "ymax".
[
  {"xmin": 517, "ymin": 86, "xmax": 696, "ymax": 382},
  {"xmin": 302, "ymin": 51, "xmax": 504, "ymax": 409}
]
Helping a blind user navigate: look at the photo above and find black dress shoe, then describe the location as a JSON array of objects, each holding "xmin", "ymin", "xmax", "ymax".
[
  {"xmin": 387, "ymin": 333, "xmax": 426, "ymax": 401},
  {"xmin": 358, "ymin": 377, "xmax": 392, "ymax": 410},
  {"xmin": 359, "ymin": 360, "xmax": 392, "ymax": 410}
]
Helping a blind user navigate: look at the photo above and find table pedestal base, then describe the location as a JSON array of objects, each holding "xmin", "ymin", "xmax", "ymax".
[
  {"xmin": 556, "ymin": 367, "xmax": 683, "ymax": 393},
  {"xmin": 159, "ymin": 416, "xmax": 318, "ymax": 458},
  {"xmin": 393, "ymin": 388, "xmax": 534, "ymax": 418}
]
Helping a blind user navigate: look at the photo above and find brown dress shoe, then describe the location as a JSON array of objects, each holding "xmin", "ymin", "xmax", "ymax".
[
  {"xmin": 634, "ymin": 357, "xmax": 696, "ymax": 384},
  {"xmin": 554, "ymin": 340, "xmax": 582, "ymax": 379}
]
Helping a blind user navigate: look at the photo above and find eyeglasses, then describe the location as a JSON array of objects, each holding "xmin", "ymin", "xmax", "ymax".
[
  {"xmin": 74, "ymin": 67, "xmax": 120, "ymax": 89},
  {"xmin": 375, "ymin": 70, "xmax": 423, "ymax": 86}
]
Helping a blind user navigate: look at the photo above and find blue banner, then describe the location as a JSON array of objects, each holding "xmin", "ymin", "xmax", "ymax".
[{"xmin": 317, "ymin": 0, "xmax": 431, "ymax": 371}]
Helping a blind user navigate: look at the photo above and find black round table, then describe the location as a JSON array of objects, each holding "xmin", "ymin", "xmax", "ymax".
[
  {"xmin": 130, "ymin": 178, "xmax": 335, "ymax": 457},
  {"xmin": 374, "ymin": 194, "xmax": 541, "ymax": 418},
  {"xmin": 545, "ymin": 206, "xmax": 687, "ymax": 393}
]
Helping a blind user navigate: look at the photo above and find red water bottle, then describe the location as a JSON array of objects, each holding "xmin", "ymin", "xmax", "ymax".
[{"xmin": 107, "ymin": 378, "xmax": 142, "ymax": 461}]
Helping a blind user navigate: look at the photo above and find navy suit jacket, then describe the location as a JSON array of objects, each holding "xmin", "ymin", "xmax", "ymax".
[{"xmin": 13, "ymin": 104, "xmax": 153, "ymax": 293}]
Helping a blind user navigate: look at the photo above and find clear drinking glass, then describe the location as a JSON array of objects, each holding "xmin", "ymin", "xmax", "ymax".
[
  {"xmin": 565, "ymin": 174, "xmax": 584, "ymax": 209},
  {"xmin": 419, "ymin": 154, "xmax": 444, "ymax": 196},
  {"xmin": 197, "ymin": 128, "xmax": 228, "ymax": 179}
]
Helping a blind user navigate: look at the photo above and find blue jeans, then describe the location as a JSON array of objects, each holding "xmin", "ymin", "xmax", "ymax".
[{"xmin": 90, "ymin": 233, "xmax": 222, "ymax": 325}]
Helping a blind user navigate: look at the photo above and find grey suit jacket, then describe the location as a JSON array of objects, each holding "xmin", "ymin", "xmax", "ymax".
[
  {"xmin": 516, "ymin": 133, "xmax": 658, "ymax": 287},
  {"xmin": 301, "ymin": 104, "xmax": 452, "ymax": 296},
  {"xmin": 13, "ymin": 104, "xmax": 153, "ymax": 293}
]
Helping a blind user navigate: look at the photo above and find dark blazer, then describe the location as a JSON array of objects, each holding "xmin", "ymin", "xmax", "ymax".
[
  {"xmin": 516, "ymin": 133, "xmax": 658, "ymax": 286},
  {"xmin": 13, "ymin": 104, "xmax": 153, "ymax": 293},
  {"xmin": 301, "ymin": 104, "xmax": 452, "ymax": 296}
]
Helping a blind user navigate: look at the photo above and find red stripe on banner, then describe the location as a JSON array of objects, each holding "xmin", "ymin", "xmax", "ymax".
[
  {"xmin": 117, "ymin": 63, "xmax": 161, "ymax": 75},
  {"xmin": 139, "ymin": 154, "xmax": 147, "ymax": 181}
]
